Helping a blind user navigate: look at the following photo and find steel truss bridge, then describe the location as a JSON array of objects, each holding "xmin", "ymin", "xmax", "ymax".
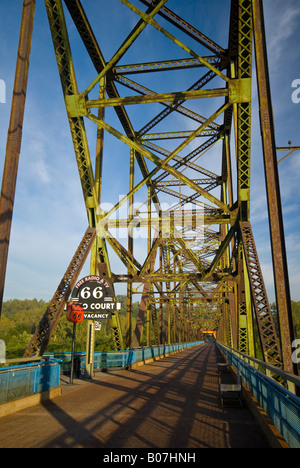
[{"xmin": 0, "ymin": 0, "xmax": 298, "ymax": 380}]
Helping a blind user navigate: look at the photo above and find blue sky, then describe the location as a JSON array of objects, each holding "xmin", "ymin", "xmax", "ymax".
[{"xmin": 0, "ymin": 0, "xmax": 300, "ymax": 303}]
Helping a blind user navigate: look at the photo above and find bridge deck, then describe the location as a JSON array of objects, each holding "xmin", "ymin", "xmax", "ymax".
[{"xmin": 0, "ymin": 343, "xmax": 270, "ymax": 448}]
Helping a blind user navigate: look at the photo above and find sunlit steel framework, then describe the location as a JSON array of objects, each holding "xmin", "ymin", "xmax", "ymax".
[{"xmin": 0, "ymin": 0, "xmax": 297, "ymax": 375}]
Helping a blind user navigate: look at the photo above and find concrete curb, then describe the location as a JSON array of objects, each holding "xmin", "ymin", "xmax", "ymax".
[
  {"xmin": 241, "ymin": 382, "xmax": 290, "ymax": 449},
  {"xmin": 228, "ymin": 365, "xmax": 290, "ymax": 449},
  {"xmin": 0, "ymin": 387, "xmax": 62, "ymax": 418}
]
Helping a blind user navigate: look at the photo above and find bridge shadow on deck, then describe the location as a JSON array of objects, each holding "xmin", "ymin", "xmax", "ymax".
[
  {"xmin": 42, "ymin": 343, "xmax": 269, "ymax": 448},
  {"xmin": 0, "ymin": 343, "xmax": 270, "ymax": 448}
]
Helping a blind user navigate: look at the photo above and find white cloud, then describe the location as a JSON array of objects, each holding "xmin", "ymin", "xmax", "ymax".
[
  {"xmin": 27, "ymin": 138, "xmax": 51, "ymax": 185},
  {"xmin": 265, "ymin": 1, "xmax": 300, "ymax": 70}
]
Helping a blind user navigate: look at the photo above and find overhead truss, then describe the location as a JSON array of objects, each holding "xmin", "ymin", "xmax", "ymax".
[{"xmin": 0, "ymin": 0, "xmax": 297, "ymax": 375}]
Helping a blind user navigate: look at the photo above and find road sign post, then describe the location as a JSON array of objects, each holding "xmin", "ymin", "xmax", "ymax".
[
  {"xmin": 66, "ymin": 302, "xmax": 84, "ymax": 384},
  {"xmin": 70, "ymin": 322, "xmax": 76, "ymax": 384},
  {"xmin": 67, "ymin": 301, "xmax": 84, "ymax": 385}
]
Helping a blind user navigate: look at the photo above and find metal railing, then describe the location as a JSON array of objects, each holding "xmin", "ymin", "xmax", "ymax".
[
  {"xmin": 44, "ymin": 341, "xmax": 204, "ymax": 373},
  {"xmin": 217, "ymin": 342, "xmax": 300, "ymax": 448},
  {"xmin": 0, "ymin": 358, "xmax": 61, "ymax": 405}
]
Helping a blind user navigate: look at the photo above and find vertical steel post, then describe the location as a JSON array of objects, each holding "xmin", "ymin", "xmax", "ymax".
[
  {"xmin": 126, "ymin": 148, "xmax": 135, "ymax": 349},
  {"xmin": 70, "ymin": 323, "xmax": 76, "ymax": 385},
  {"xmin": 252, "ymin": 0, "xmax": 297, "ymax": 375},
  {"xmin": 147, "ymin": 304, "xmax": 151, "ymax": 347},
  {"xmin": 85, "ymin": 322, "xmax": 95, "ymax": 379},
  {"xmin": 159, "ymin": 246, "xmax": 164, "ymax": 343},
  {"xmin": 85, "ymin": 78, "xmax": 105, "ymax": 378},
  {"xmin": 0, "ymin": 0, "xmax": 36, "ymax": 315}
]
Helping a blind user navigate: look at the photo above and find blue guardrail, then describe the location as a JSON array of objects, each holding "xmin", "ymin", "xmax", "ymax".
[
  {"xmin": 0, "ymin": 359, "xmax": 61, "ymax": 405},
  {"xmin": 45, "ymin": 342, "xmax": 203, "ymax": 374},
  {"xmin": 217, "ymin": 342, "xmax": 300, "ymax": 449},
  {"xmin": 0, "ymin": 343, "xmax": 202, "ymax": 406}
]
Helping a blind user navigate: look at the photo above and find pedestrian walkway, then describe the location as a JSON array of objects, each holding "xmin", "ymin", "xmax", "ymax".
[{"xmin": 0, "ymin": 343, "xmax": 270, "ymax": 448}]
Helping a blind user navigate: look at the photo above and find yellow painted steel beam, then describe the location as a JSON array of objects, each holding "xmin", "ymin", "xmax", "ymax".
[
  {"xmin": 45, "ymin": 0, "xmax": 98, "ymax": 225},
  {"xmin": 114, "ymin": 73, "xmax": 221, "ymax": 130},
  {"xmin": 121, "ymin": 0, "xmax": 230, "ymax": 83},
  {"xmin": 88, "ymin": 104, "xmax": 231, "ymax": 215},
  {"xmin": 64, "ymin": 0, "xmax": 161, "ymax": 212},
  {"xmin": 112, "ymin": 56, "xmax": 222, "ymax": 75},
  {"xmin": 86, "ymin": 88, "xmax": 229, "ymax": 109},
  {"xmin": 103, "ymin": 211, "xmax": 231, "ymax": 226},
  {"xmin": 84, "ymin": 0, "xmax": 168, "ymax": 96},
  {"xmin": 277, "ymin": 147, "xmax": 300, "ymax": 165},
  {"xmin": 202, "ymin": 222, "xmax": 238, "ymax": 280},
  {"xmin": 138, "ymin": 0, "xmax": 226, "ymax": 56}
]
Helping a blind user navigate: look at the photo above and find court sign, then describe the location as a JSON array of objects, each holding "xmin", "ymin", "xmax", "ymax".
[{"xmin": 71, "ymin": 275, "xmax": 121, "ymax": 320}]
